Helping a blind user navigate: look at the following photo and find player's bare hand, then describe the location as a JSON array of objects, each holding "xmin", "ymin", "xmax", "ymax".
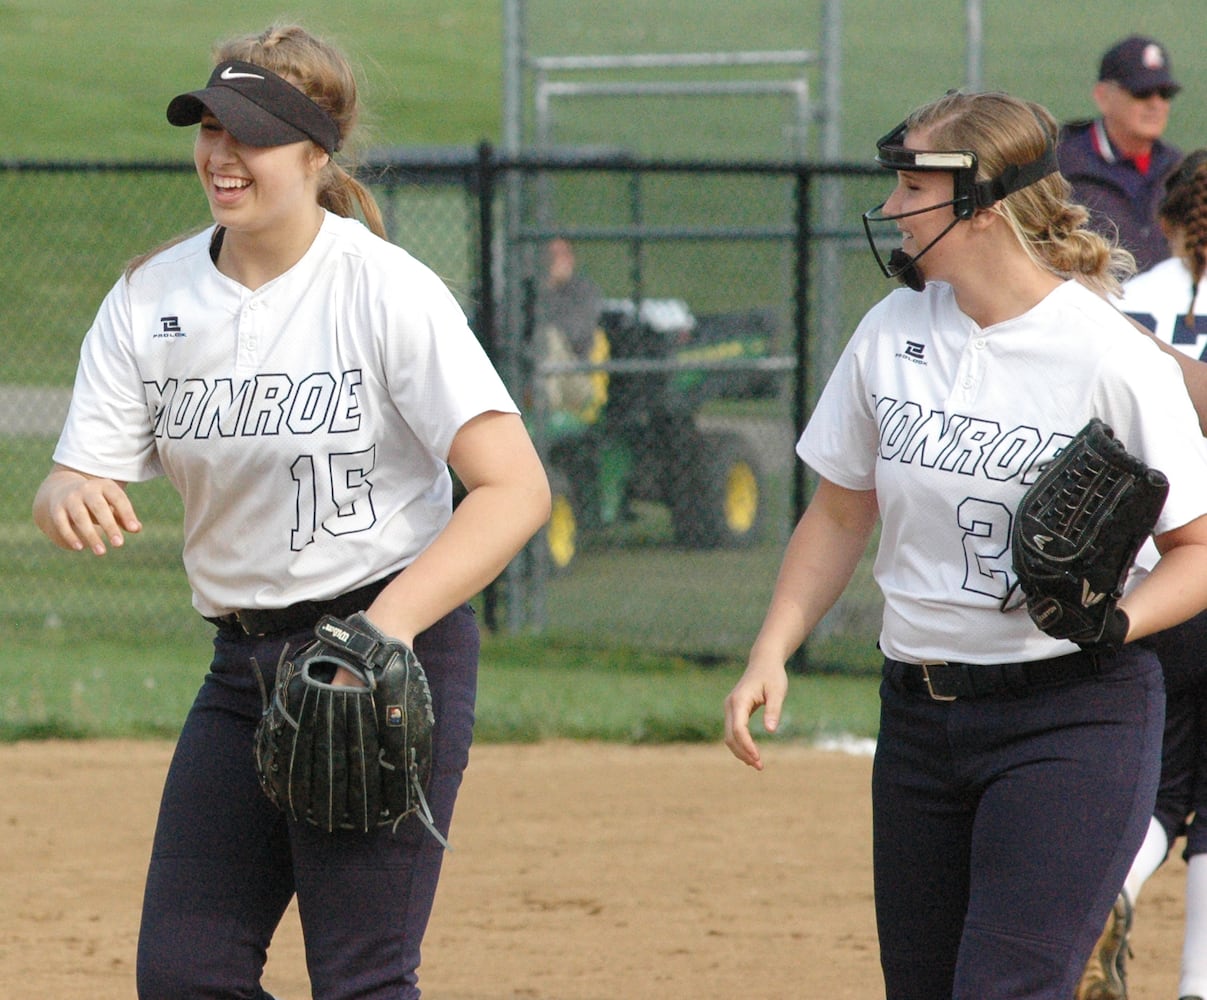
[
  {"xmin": 33, "ymin": 467, "xmax": 141, "ymax": 555},
  {"xmin": 723, "ymin": 657, "xmax": 788, "ymax": 771},
  {"xmin": 330, "ymin": 665, "xmax": 369, "ymax": 688}
]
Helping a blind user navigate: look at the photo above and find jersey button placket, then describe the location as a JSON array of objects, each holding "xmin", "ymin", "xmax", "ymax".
[
  {"xmin": 968, "ymin": 338, "xmax": 988, "ymax": 391},
  {"xmin": 239, "ymin": 298, "xmax": 261, "ymax": 365},
  {"xmin": 953, "ymin": 335, "xmax": 984, "ymax": 402}
]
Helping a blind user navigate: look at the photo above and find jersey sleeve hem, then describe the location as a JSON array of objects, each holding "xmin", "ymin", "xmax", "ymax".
[
  {"xmin": 795, "ymin": 442, "xmax": 876, "ymax": 492},
  {"xmin": 50, "ymin": 446, "xmax": 162, "ymax": 485}
]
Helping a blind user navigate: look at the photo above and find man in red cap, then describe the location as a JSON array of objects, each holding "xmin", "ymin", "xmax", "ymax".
[{"xmin": 1058, "ymin": 35, "xmax": 1183, "ymax": 272}]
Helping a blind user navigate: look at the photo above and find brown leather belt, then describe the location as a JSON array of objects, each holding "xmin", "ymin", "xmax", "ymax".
[{"xmin": 205, "ymin": 573, "xmax": 398, "ymax": 637}]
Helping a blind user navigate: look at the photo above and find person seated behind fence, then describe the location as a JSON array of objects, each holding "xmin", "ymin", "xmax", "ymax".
[{"xmin": 533, "ymin": 237, "xmax": 609, "ymax": 421}]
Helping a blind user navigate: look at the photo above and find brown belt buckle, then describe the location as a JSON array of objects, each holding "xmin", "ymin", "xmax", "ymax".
[{"xmin": 920, "ymin": 663, "xmax": 959, "ymax": 702}]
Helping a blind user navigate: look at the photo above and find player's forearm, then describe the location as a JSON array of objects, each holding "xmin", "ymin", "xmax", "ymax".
[
  {"xmin": 1138, "ymin": 326, "xmax": 1207, "ymax": 435},
  {"xmin": 365, "ymin": 410, "xmax": 551, "ymax": 642},
  {"xmin": 751, "ymin": 480, "xmax": 878, "ymax": 663},
  {"xmin": 1121, "ymin": 537, "xmax": 1207, "ymax": 641},
  {"xmin": 366, "ymin": 479, "xmax": 551, "ymax": 644},
  {"xmin": 751, "ymin": 546, "xmax": 865, "ymax": 664},
  {"xmin": 1171, "ymin": 352, "xmax": 1207, "ymax": 437}
]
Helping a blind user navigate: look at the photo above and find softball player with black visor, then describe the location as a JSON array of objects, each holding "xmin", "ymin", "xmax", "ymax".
[{"xmin": 34, "ymin": 23, "xmax": 550, "ymax": 1000}]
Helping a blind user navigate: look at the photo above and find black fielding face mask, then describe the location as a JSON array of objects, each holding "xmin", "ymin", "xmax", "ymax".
[
  {"xmin": 888, "ymin": 249, "xmax": 926, "ymax": 292},
  {"xmin": 862, "ymin": 107, "xmax": 1060, "ymax": 292},
  {"xmin": 861, "ymin": 199, "xmax": 966, "ymax": 293}
]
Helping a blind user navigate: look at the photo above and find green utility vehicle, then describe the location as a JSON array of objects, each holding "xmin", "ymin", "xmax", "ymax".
[{"xmin": 534, "ymin": 297, "xmax": 784, "ymax": 571}]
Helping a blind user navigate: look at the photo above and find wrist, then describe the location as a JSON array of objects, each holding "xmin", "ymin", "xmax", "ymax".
[
  {"xmin": 1076, "ymin": 606, "xmax": 1130, "ymax": 652},
  {"xmin": 355, "ymin": 609, "xmax": 414, "ymax": 648}
]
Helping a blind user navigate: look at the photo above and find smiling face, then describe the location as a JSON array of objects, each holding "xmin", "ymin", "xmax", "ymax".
[{"xmin": 193, "ymin": 111, "xmax": 328, "ymax": 240}]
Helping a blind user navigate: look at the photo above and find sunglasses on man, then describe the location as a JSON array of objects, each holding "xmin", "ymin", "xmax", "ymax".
[{"xmin": 1127, "ymin": 85, "xmax": 1179, "ymax": 101}]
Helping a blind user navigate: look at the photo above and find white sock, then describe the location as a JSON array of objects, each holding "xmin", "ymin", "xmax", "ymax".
[
  {"xmin": 1180, "ymin": 852, "xmax": 1207, "ymax": 998},
  {"xmin": 1123, "ymin": 816, "xmax": 1168, "ymax": 905}
]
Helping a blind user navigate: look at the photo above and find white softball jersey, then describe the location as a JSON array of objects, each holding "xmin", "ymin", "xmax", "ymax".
[
  {"xmin": 1116, "ymin": 255, "xmax": 1207, "ymax": 358},
  {"xmin": 1115, "ymin": 256, "xmax": 1207, "ymax": 577},
  {"xmin": 54, "ymin": 212, "xmax": 519, "ymax": 618},
  {"xmin": 799, "ymin": 278, "xmax": 1207, "ymax": 664}
]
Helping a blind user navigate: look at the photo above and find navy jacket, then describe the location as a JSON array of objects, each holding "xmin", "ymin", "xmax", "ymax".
[{"xmin": 1057, "ymin": 119, "xmax": 1182, "ymax": 273}]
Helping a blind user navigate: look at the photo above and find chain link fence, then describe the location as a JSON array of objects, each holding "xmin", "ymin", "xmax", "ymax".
[{"xmin": 1, "ymin": 154, "xmax": 888, "ymax": 670}]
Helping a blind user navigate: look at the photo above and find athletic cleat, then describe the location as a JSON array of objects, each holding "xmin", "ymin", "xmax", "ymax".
[{"xmin": 1074, "ymin": 890, "xmax": 1133, "ymax": 1000}]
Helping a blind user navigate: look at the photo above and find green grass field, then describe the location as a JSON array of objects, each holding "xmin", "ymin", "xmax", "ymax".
[
  {"xmin": 0, "ymin": 627, "xmax": 882, "ymax": 744},
  {"xmin": 3, "ymin": 2, "xmax": 1204, "ymax": 161},
  {"xmin": 3, "ymin": 0, "xmax": 1198, "ymax": 743}
]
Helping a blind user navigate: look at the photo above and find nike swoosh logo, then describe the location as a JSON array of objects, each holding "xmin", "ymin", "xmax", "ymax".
[{"xmin": 220, "ymin": 66, "xmax": 265, "ymax": 81}]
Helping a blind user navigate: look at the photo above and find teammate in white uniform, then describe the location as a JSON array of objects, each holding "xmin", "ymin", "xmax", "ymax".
[
  {"xmin": 1073, "ymin": 150, "xmax": 1207, "ymax": 1000},
  {"xmin": 723, "ymin": 91, "xmax": 1207, "ymax": 1000},
  {"xmin": 32, "ymin": 24, "xmax": 550, "ymax": 1000}
]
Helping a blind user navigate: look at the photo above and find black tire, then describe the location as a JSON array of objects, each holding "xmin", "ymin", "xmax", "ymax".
[{"xmin": 671, "ymin": 429, "xmax": 765, "ymax": 548}]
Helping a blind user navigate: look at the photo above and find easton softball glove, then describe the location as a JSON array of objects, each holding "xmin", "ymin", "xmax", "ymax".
[{"xmin": 1007, "ymin": 418, "xmax": 1169, "ymax": 651}]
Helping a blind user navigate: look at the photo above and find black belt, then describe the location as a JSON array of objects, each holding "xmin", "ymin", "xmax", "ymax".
[
  {"xmin": 885, "ymin": 649, "xmax": 1106, "ymax": 701},
  {"xmin": 205, "ymin": 573, "xmax": 399, "ymax": 637}
]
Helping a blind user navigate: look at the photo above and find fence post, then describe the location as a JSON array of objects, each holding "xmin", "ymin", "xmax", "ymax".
[
  {"xmin": 473, "ymin": 141, "xmax": 506, "ymax": 633},
  {"xmin": 792, "ymin": 166, "xmax": 810, "ymax": 527},
  {"xmin": 789, "ymin": 165, "xmax": 812, "ymax": 674}
]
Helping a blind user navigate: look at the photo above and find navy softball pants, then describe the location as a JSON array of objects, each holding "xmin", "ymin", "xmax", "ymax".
[
  {"xmin": 872, "ymin": 644, "xmax": 1164, "ymax": 1000},
  {"xmin": 1147, "ymin": 609, "xmax": 1207, "ymax": 860},
  {"xmin": 135, "ymin": 604, "xmax": 479, "ymax": 1000}
]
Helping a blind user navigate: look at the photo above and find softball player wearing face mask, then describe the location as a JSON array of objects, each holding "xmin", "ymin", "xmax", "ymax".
[{"xmin": 725, "ymin": 90, "xmax": 1207, "ymax": 1000}]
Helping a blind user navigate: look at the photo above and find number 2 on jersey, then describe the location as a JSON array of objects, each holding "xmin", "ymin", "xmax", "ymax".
[{"xmin": 957, "ymin": 497, "xmax": 1013, "ymax": 600}]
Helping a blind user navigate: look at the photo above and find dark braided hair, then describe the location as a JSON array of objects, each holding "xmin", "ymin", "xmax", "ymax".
[{"xmin": 1159, "ymin": 150, "xmax": 1207, "ymax": 330}]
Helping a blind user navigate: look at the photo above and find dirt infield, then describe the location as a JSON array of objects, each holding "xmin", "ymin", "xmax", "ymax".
[{"xmin": 0, "ymin": 739, "xmax": 1187, "ymax": 999}]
